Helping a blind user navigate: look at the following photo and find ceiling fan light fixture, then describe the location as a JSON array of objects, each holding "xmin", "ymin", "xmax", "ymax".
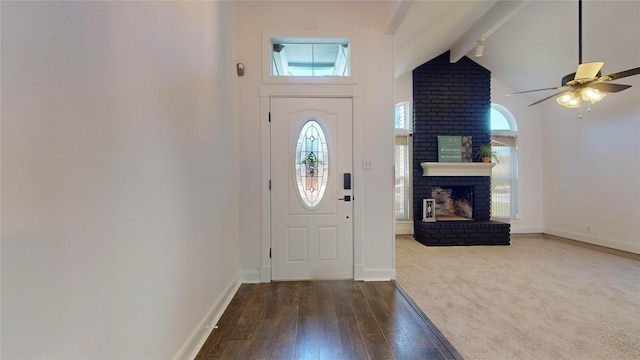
[
  {"xmin": 581, "ymin": 87, "xmax": 605, "ymax": 103},
  {"xmin": 556, "ymin": 92, "xmax": 581, "ymax": 108},
  {"xmin": 505, "ymin": 0, "xmax": 639, "ymax": 113}
]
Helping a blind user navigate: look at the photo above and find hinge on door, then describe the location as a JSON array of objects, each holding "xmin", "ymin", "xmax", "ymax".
[
  {"xmin": 269, "ymin": 248, "xmax": 272, "ymax": 258},
  {"xmin": 268, "ymin": 112, "xmax": 271, "ymax": 122},
  {"xmin": 269, "ymin": 180, "xmax": 271, "ymax": 190}
]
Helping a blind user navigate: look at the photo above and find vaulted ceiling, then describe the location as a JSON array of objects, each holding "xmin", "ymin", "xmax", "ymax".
[{"xmin": 391, "ymin": 0, "xmax": 640, "ymax": 107}]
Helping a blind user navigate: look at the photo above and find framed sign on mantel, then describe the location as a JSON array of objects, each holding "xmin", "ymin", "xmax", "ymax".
[{"xmin": 438, "ymin": 136, "xmax": 472, "ymax": 162}]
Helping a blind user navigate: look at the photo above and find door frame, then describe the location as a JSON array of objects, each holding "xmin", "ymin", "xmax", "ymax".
[{"xmin": 259, "ymin": 85, "xmax": 363, "ymax": 282}]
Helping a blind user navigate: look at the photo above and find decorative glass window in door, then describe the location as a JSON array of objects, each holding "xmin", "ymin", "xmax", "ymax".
[{"xmin": 295, "ymin": 120, "xmax": 329, "ymax": 208}]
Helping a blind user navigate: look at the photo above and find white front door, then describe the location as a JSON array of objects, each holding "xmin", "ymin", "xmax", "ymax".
[{"xmin": 271, "ymin": 97, "xmax": 353, "ymax": 280}]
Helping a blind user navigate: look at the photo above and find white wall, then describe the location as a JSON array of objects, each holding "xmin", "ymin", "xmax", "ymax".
[
  {"xmin": 542, "ymin": 81, "xmax": 640, "ymax": 254},
  {"xmin": 234, "ymin": 1, "xmax": 396, "ymax": 281},
  {"xmin": 1, "ymin": 2, "xmax": 240, "ymax": 358},
  {"xmin": 395, "ymin": 72, "xmax": 413, "ymax": 112}
]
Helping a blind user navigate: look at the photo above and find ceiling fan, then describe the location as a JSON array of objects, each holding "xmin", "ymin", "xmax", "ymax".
[{"xmin": 506, "ymin": 0, "xmax": 640, "ymax": 113}]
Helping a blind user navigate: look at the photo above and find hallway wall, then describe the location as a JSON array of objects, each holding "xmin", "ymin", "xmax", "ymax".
[{"xmin": 1, "ymin": 2, "xmax": 240, "ymax": 358}]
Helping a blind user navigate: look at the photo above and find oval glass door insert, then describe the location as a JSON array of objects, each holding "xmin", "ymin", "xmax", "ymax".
[{"xmin": 295, "ymin": 120, "xmax": 329, "ymax": 208}]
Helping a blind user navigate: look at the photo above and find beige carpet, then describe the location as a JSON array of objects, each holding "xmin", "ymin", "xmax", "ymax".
[{"xmin": 396, "ymin": 234, "xmax": 640, "ymax": 360}]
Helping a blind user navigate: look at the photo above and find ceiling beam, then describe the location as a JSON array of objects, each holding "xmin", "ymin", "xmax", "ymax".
[
  {"xmin": 386, "ymin": 0, "xmax": 414, "ymax": 35},
  {"xmin": 449, "ymin": 0, "xmax": 531, "ymax": 63}
]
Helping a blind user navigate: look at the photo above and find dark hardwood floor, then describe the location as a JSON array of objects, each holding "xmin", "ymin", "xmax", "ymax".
[{"xmin": 195, "ymin": 280, "xmax": 462, "ymax": 360}]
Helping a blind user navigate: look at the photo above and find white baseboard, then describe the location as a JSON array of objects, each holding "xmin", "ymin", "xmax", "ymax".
[
  {"xmin": 511, "ymin": 225, "xmax": 544, "ymax": 233},
  {"xmin": 173, "ymin": 273, "xmax": 241, "ymax": 360},
  {"xmin": 240, "ymin": 270, "xmax": 261, "ymax": 283},
  {"xmin": 395, "ymin": 221, "xmax": 414, "ymax": 235},
  {"xmin": 252, "ymin": 264, "xmax": 389, "ymax": 282},
  {"xmin": 363, "ymin": 268, "xmax": 396, "ymax": 281},
  {"xmin": 544, "ymin": 227, "xmax": 640, "ymax": 255}
]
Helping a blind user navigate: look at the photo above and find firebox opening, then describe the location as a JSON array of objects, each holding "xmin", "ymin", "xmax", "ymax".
[{"xmin": 432, "ymin": 186, "xmax": 473, "ymax": 221}]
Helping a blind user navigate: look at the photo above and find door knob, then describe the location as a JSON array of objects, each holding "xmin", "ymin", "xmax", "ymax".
[{"xmin": 338, "ymin": 195, "xmax": 351, "ymax": 202}]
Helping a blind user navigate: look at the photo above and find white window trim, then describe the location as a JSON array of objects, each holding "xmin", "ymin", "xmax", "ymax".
[
  {"xmin": 395, "ymin": 129, "xmax": 412, "ymax": 137},
  {"xmin": 492, "ymin": 130, "xmax": 517, "ymax": 137},
  {"xmin": 262, "ymin": 30, "xmax": 357, "ymax": 85}
]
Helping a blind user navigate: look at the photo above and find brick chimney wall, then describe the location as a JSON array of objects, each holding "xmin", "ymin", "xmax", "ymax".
[{"xmin": 412, "ymin": 52, "xmax": 510, "ymax": 246}]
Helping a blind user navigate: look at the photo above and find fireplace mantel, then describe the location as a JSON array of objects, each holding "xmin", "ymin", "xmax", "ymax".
[{"xmin": 421, "ymin": 162, "xmax": 496, "ymax": 177}]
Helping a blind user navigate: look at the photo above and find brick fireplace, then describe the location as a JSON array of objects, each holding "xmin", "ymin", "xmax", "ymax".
[
  {"xmin": 412, "ymin": 52, "xmax": 510, "ymax": 246},
  {"xmin": 431, "ymin": 185, "xmax": 474, "ymax": 220}
]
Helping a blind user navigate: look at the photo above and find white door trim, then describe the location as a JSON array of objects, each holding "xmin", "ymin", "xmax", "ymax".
[{"xmin": 259, "ymin": 85, "xmax": 364, "ymax": 282}]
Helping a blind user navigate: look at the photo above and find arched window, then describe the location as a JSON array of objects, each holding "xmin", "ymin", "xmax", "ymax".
[
  {"xmin": 491, "ymin": 104, "xmax": 518, "ymax": 131},
  {"xmin": 490, "ymin": 104, "xmax": 518, "ymax": 219}
]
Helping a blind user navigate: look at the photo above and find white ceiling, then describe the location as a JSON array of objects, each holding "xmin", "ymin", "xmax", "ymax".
[{"xmin": 392, "ymin": 0, "xmax": 640, "ymax": 106}]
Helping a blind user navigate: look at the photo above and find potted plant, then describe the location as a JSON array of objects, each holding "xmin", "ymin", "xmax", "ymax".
[{"xmin": 475, "ymin": 144, "xmax": 499, "ymax": 163}]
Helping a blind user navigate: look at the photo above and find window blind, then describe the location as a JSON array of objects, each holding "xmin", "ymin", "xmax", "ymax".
[
  {"xmin": 395, "ymin": 135, "xmax": 410, "ymax": 220},
  {"xmin": 491, "ymin": 136, "xmax": 517, "ymax": 219}
]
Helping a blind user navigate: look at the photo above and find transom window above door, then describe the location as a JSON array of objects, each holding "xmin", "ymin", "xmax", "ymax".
[{"xmin": 270, "ymin": 37, "xmax": 350, "ymax": 77}]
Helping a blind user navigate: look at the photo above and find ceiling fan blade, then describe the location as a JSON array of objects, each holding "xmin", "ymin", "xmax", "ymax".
[
  {"xmin": 575, "ymin": 62, "xmax": 604, "ymax": 81},
  {"xmin": 506, "ymin": 86, "xmax": 564, "ymax": 96},
  {"xmin": 604, "ymin": 67, "xmax": 640, "ymax": 81},
  {"xmin": 590, "ymin": 82, "xmax": 632, "ymax": 93},
  {"xmin": 529, "ymin": 90, "xmax": 570, "ymax": 107}
]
